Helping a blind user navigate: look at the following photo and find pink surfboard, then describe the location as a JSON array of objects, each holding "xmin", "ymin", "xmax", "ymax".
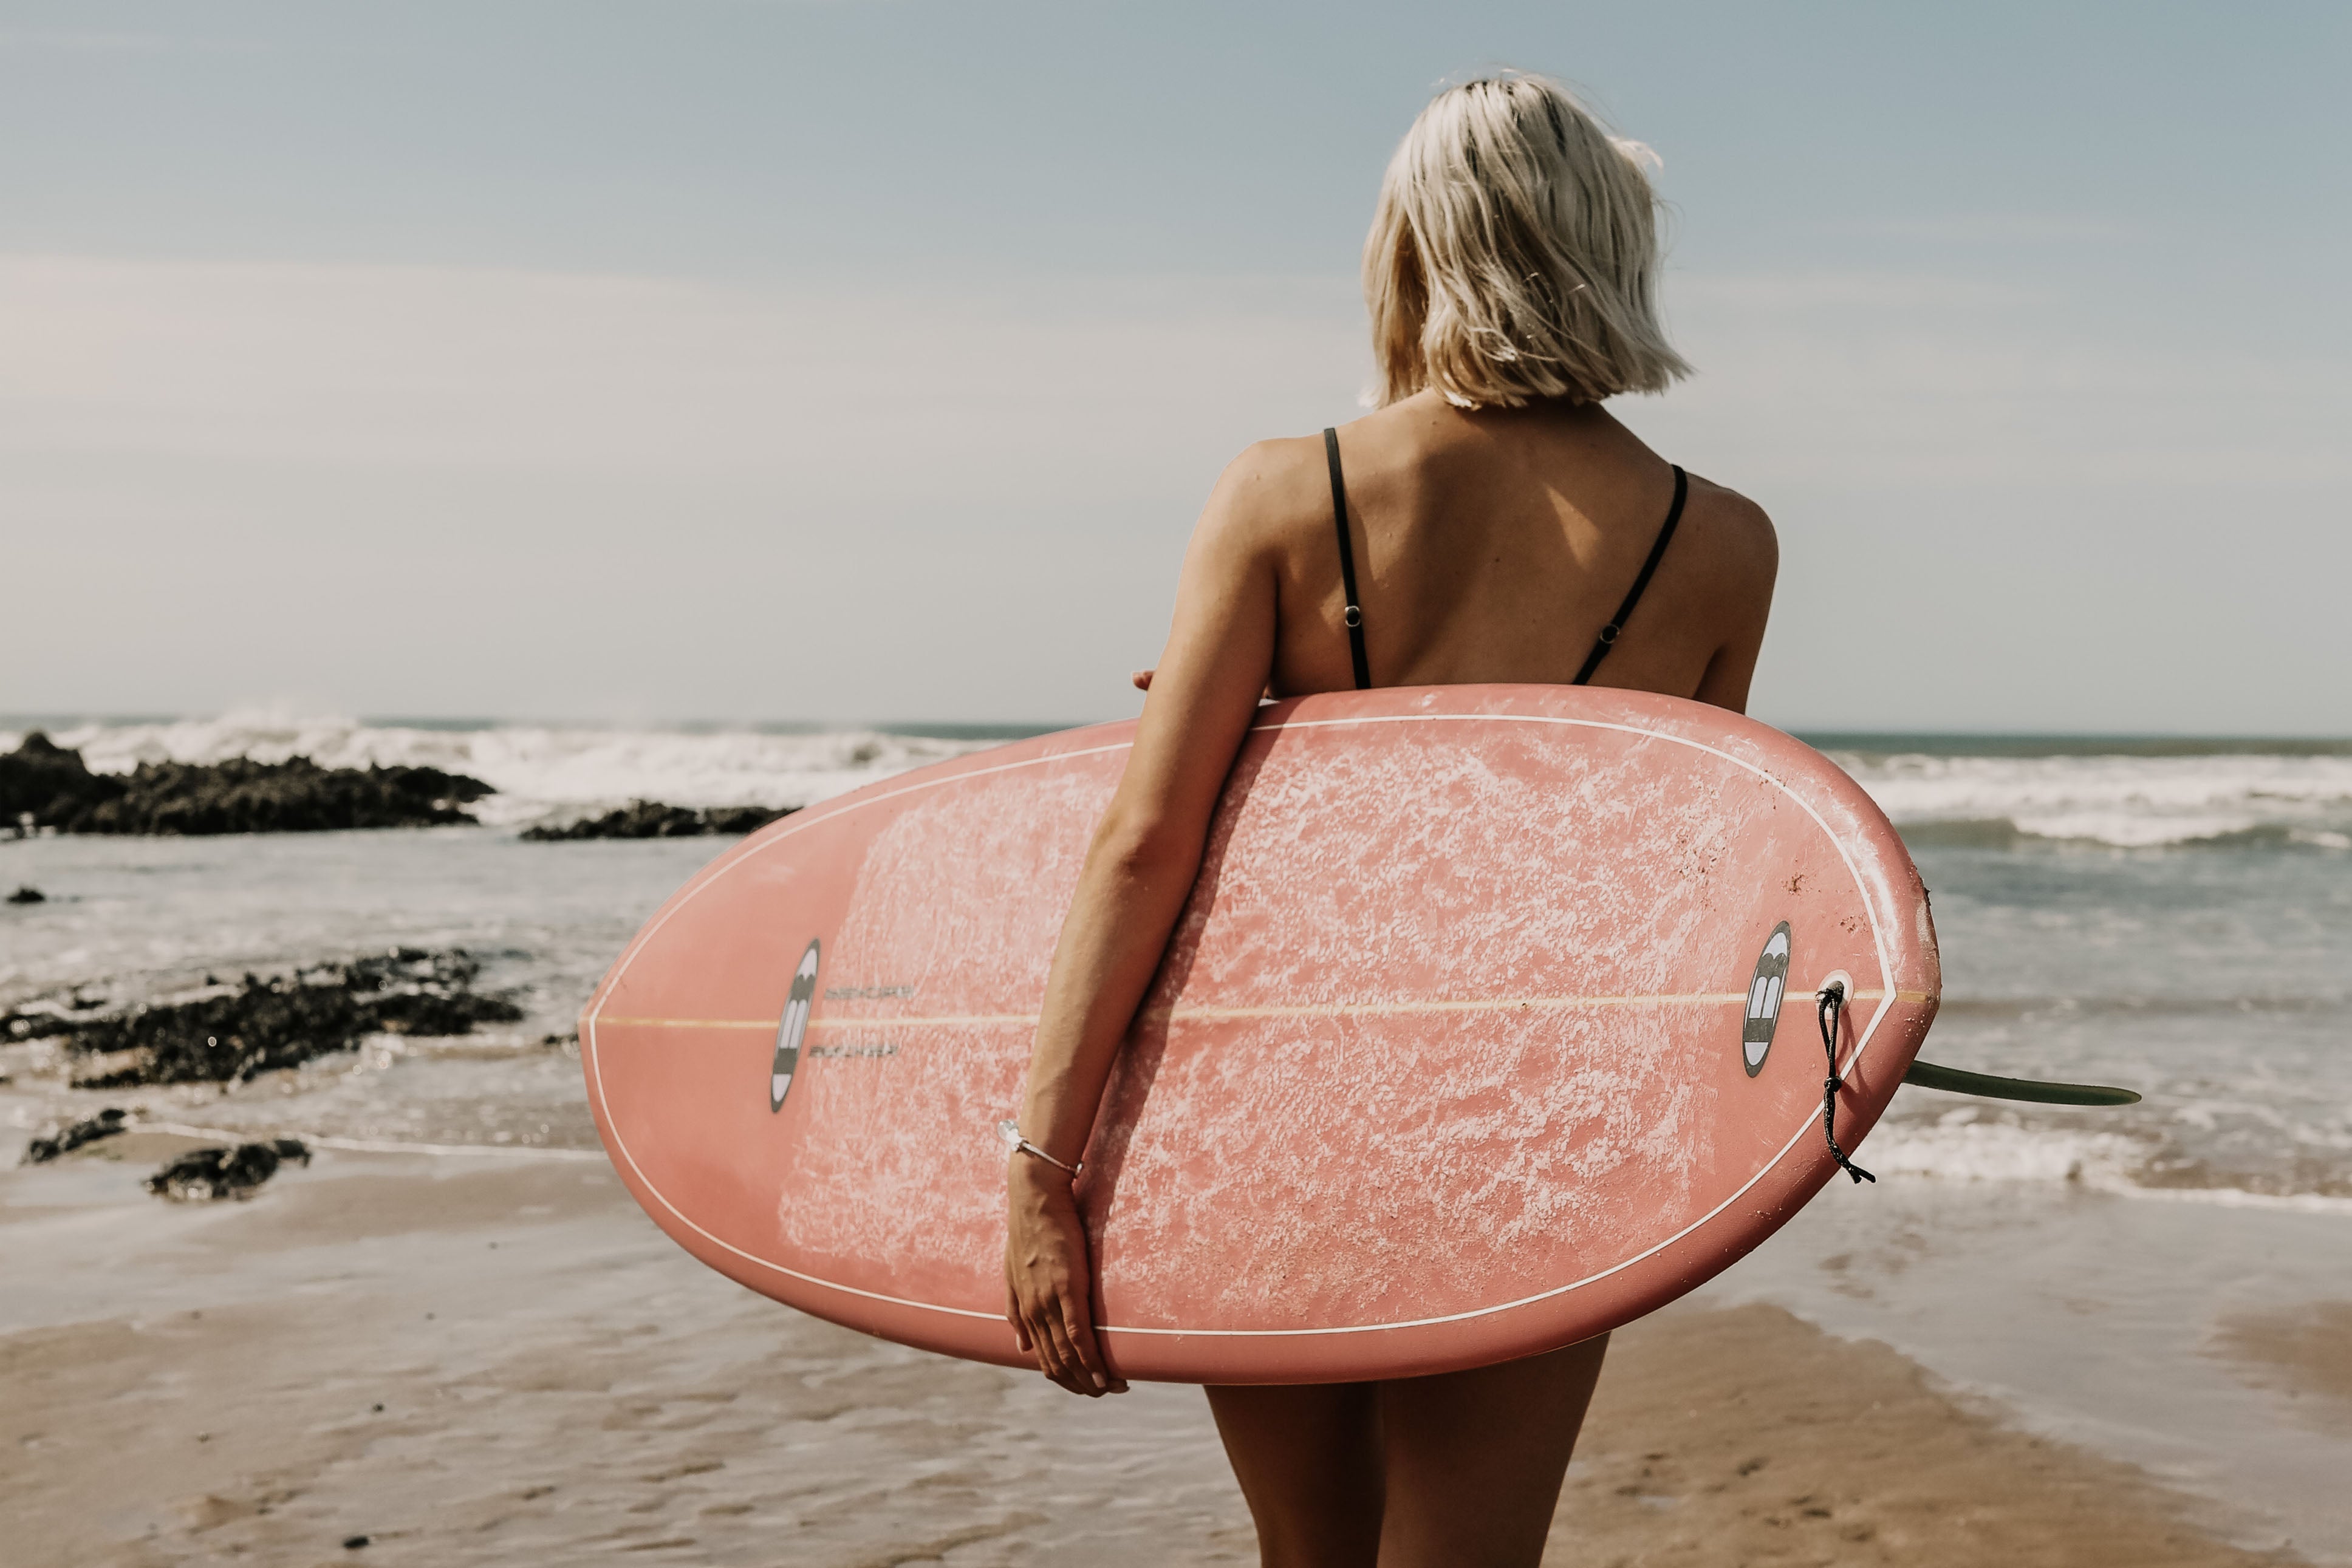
[{"xmin": 581, "ymin": 685, "xmax": 1941, "ymax": 1383}]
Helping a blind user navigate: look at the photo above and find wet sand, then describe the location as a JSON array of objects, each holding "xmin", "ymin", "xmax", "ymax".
[
  {"xmin": 0, "ymin": 1142, "xmax": 2309, "ymax": 1567},
  {"xmin": 2214, "ymin": 1303, "xmax": 2352, "ymax": 1434},
  {"xmin": 1557, "ymin": 1297, "xmax": 2305, "ymax": 1567}
]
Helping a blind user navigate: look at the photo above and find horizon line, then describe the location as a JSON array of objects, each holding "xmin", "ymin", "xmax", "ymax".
[{"xmin": 3, "ymin": 712, "xmax": 2350, "ymax": 750}]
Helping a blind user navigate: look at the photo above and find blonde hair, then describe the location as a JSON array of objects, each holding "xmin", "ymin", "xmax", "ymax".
[{"xmin": 1364, "ymin": 73, "xmax": 1690, "ymax": 409}]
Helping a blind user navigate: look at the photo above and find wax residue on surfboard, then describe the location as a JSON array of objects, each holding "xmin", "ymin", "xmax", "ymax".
[
  {"xmin": 770, "ymin": 731, "xmax": 1745, "ymax": 1319},
  {"xmin": 1088, "ymin": 729, "xmax": 1752, "ymax": 1326},
  {"xmin": 771, "ymin": 767, "xmax": 1104, "ymax": 1278}
]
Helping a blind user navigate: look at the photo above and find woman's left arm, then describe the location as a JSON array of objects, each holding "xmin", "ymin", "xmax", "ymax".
[{"xmin": 1003, "ymin": 450, "xmax": 1287, "ymax": 1396}]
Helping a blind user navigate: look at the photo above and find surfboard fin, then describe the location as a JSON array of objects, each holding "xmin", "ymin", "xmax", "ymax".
[{"xmin": 1902, "ymin": 1058, "xmax": 2141, "ymax": 1107}]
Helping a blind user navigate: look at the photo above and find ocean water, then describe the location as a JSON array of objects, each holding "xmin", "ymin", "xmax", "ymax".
[
  {"xmin": 1819, "ymin": 735, "xmax": 2352, "ymax": 1212},
  {"xmin": 3, "ymin": 715, "xmax": 2349, "ymax": 1553}
]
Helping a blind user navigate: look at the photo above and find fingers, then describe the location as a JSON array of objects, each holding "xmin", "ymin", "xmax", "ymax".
[
  {"xmin": 1035, "ymin": 1294, "xmax": 1123, "ymax": 1397},
  {"xmin": 1039, "ymin": 1304, "xmax": 1096, "ymax": 1396},
  {"xmin": 1017, "ymin": 1292, "xmax": 1077, "ymax": 1392},
  {"xmin": 1022, "ymin": 1289, "xmax": 1083, "ymax": 1395},
  {"xmin": 1012, "ymin": 1283, "xmax": 1123, "ymax": 1397},
  {"xmin": 1005, "ymin": 1257, "xmax": 1085, "ymax": 1392},
  {"xmin": 1060, "ymin": 1292, "xmax": 1128, "ymax": 1396}
]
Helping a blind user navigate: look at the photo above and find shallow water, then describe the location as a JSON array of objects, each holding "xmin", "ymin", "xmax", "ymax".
[{"xmin": 1876, "ymin": 837, "xmax": 2352, "ymax": 1204}]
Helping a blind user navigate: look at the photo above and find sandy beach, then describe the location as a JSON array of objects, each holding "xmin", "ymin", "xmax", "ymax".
[{"xmin": 2, "ymin": 1131, "xmax": 2321, "ymax": 1567}]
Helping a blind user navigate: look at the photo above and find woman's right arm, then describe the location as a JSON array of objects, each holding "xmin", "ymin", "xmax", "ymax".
[{"xmin": 1002, "ymin": 443, "xmax": 1296, "ymax": 1396}]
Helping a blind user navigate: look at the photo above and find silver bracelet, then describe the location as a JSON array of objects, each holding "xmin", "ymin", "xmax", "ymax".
[{"xmin": 998, "ymin": 1119, "xmax": 1082, "ymax": 1178}]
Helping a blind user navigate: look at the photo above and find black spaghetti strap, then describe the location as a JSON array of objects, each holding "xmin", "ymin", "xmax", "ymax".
[
  {"xmin": 1324, "ymin": 428, "xmax": 1372, "ymax": 690},
  {"xmin": 1573, "ymin": 465, "xmax": 1687, "ymax": 686}
]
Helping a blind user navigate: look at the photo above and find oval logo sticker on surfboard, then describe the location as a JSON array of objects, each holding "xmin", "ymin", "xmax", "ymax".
[
  {"xmin": 771, "ymin": 939, "xmax": 820, "ymax": 1111},
  {"xmin": 1742, "ymin": 921, "xmax": 1792, "ymax": 1077}
]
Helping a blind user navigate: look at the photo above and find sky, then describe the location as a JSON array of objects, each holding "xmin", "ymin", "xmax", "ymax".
[{"xmin": 2, "ymin": 1, "xmax": 2346, "ymax": 733}]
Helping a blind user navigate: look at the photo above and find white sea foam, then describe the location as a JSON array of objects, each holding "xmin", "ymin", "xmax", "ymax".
[
  {"xmin": 1865, "ymin": 1117, "xmax": 2146, "ymax": 1185},
  {"xmin": 1830, "ymin": 750, "xmax": 2352, "ymax": 848},
  {"xmin": 1864, "ymin": 1116, "xmax": 2352, "ymax": 1214},
  {"xmin": 2, "ymin": 712, "xmax": 1007, "ymax": 827}
]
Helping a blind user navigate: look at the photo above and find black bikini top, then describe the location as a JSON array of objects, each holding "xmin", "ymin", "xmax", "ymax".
[{"xmin": 1322, "ymin": 426, "xmax": 1689, "ymax": 690}]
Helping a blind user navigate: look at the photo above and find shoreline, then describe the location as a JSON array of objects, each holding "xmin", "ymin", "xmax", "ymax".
[{"xmin": 1, "ymin": 1144, "xmax": 2322, "ymax": 1566}]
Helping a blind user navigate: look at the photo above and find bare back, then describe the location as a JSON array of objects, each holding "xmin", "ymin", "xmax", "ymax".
[{"xmin": 1245, "ymin": 392, "xmax": 1777, "ymax": 712}]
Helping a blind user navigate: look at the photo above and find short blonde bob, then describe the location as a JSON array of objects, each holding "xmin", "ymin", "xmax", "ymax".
[{"xmin": 1364, "ymin": 73, "xmax": 1689, "ymax": 409}]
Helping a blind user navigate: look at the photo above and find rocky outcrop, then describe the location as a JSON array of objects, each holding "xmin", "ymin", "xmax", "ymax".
[
  {"xmin": 0, "ymin": 731, "xmax": 117, "ymax": 826},
  {"xmin": 3, "ymin": 949, "xmax": 526, "ymax": 1088},
  {"xmin": 0, "ymin": 734, "xmax": 493, "ymax": 835},
  {"xmin": 146, "ymin": 1139, "xmax": 310, "ymax": 1200},
  {"xmin": 521, "ymin": 800, "xmax": 795, "ymax": 840},
  {"xmin": 21, "ymin": 1108, "xmax": 129, "ymax": 1164}
]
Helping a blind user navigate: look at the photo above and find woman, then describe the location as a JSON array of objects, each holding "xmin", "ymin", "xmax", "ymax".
[{"xmin": 1003, "ymin": 72, "xmax": 1777, "ymax": 1567}]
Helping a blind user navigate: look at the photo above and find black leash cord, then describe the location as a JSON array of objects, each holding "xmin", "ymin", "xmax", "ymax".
[{"xmin": 1817, "ymin": 983, "xmax": 1876, "ymax": 1184}]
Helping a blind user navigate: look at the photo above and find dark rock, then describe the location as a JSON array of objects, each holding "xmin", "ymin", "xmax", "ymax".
[
  {"xmin": 1, "ymin": 1006, "xmax": 80, "ymax": 1042},
  {"xmin": 0, "ymin": 734, "xmax": 493, "ymax": 836},
  {"xmin": 145, "ymin": 1137, "xmax": 310, "ymax": 1201},
  {"xmin": 0, "ymin": 731, "xmax": 121, "ymax": 827},
  {"xmin": 520, "ymin": 799, "xmax": 795, "ymax": 840},
  {"xmin": 344, "ymin": 1535, "xmax": 372, "ymax": 1550},
  {"xmin": 2, "ymin": 987, "xmax": 110, "ymax": 1042},
  {"xmin": 6, "ymin": 885, "xmax": 43, "ymax": 904},
  {"xmin": 21, "ymin": 1107, "xmax": 129, "ymax": 1164},
  {"xmin": 75, "ymin": 757, "xmax": 493, "ymax": 835},
  {"xmin": 2, "ymin": 948, "xmax": 527, "ymax": 1087},
  {"xmin": 705, "ymin": 802, "xmax": 796, "ymax": 834}
]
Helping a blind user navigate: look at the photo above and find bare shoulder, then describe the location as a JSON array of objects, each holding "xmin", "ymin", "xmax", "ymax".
[
  {"xmin": 1197, "ymin": 434, "xmax": 1335, "ymax": 556},
  {"xmin": 1678, "ymin": 475, "xmax": 1778, "ymax": 611},
  {"xmin": 1683, "ymin": 475, "xmax": 1776, "ymax": 573}
]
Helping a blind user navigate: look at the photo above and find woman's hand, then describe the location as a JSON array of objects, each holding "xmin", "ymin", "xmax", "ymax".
[{"xmin": 1003, "ymin": 1157, "xmax": 1127, "ymax": 1396}]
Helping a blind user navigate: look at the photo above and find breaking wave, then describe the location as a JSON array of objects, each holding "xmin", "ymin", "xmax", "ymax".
[
  {"xmin": 1863, "ymin": 1114, "xmax": 2352, "ymax": 1213},
  {"xmin": 1827, "ymin": 749, "xmax": 2352, "ymax": 850}
]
